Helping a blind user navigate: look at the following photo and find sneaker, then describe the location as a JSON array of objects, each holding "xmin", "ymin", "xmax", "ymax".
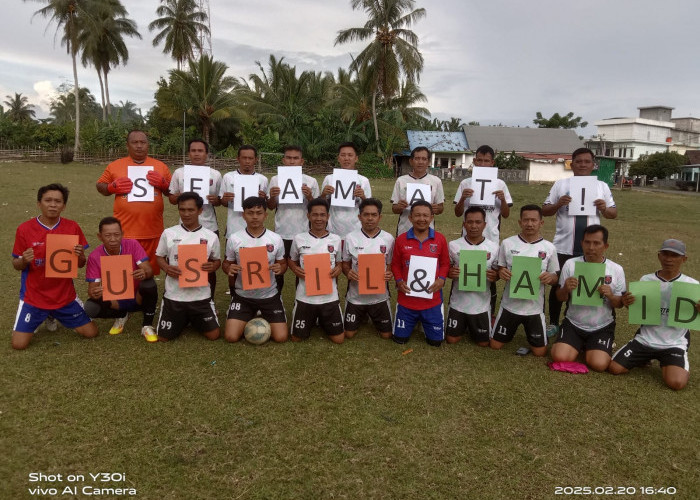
[
  {"xmin": 141, "ymin": 325, "xmax": 158, "ymax": 343},
  {"xmin": 46, "ymin": 317, "xmax": 58, "ymax": 332},
  {"xmin": 109, "ymin": 314, "xmax": 129, "ymax": 335},
  {"xmin": 546, "ymin": 324, "xmax": 559, "ymax": 338}
]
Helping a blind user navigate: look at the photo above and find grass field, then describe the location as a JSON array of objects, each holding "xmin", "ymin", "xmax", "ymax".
[{"xmin": 1, "ymin": 163, "xmax": 699, "ymax": 500}]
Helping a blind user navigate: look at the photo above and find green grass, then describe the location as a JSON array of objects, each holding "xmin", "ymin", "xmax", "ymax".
[{"xmin": 1, "ymin": 163, "xmax": 699, "ymax": 499}]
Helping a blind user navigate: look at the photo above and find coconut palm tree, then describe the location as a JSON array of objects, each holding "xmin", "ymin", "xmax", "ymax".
[
  {"xmin": 335, "ymin": 0, "xmax": 426, "ymax": 149},
  {"xmin": 3, "ymin": 93, "xmax": 37, "ymax": 123},
  {"xmin": 27, "ymin": 0, "xmax": 90, "ymax": 151},
  {"xmin": 155, "ymin": 55, "xmax": 239, "ymax": 143},
  {"xmin": 78, "ymin": 0, "xmax": 141, "ymax": 120},
  {"xmin": 149, "ymin": 0, "xmax": 209, "ymax": 70}
]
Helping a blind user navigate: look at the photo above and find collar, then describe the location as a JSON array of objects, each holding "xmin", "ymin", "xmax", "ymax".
[
  {"xmin": 245, "ymin": 228, "xmax": 267, "ymax": 238},
  {"xmin": 409, "ymin": 172, "xmax": 428, "ymax": 180},
  {"xmin": 655, "ymin": 271, "xmax": 682, "ymax": 282},
  {"xmin": 407, "ymin": 227, "xmax": 435, "ymax": 241},
  {"xmin": 181, "ymin": 223, "xmax": 202, "ymax": 233},
  {"xmin": 36, "ymin": 216, "xmax": 61, "ymax": 230},
  {"xmin": 517, "ymin": 234, "xmax": 543, "ymax": 244},
  {"xmin": 464, "ymin": 235, "xmax": 485, "ymax": 246},
  {"xmin": 361, "ymin": 228, "xmax": 381, "ymax": 239},
  {"xmin": 309, "ymin": 230, "xmax": 329, "ymax": 239},
  {"xmin": 103, "ymin": 244, "xmax": 122, "ymax": 256}
]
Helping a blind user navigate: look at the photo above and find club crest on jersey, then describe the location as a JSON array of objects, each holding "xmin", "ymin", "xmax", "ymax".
[
  {"xmin": 200, "ymin": 238, "xmax": 208, "ymax": 245},
  {"xmin": 380, "ymin": 245, "xmax": 387, "ymax": 254},
  {"xmin": 328, "ymin": 245, "xmax": 334, "ymax": 253},
  {"xmin": 486, "ymin": 252, "xmax": 491, "ymax": 260},
  {"xmin": 266, "ymin": 244, "xmax": 274, "ymax": 252},
  {"xmin": 429, "ymin": 244, "xmax": 438, "ymax": 253},
  {"xmin": 605, "ymin": 275, "xmax": 612, "ymax": 284},
  {"xmin": 538, "ymin": 251, "xmax": 547, "ymax": 259}
]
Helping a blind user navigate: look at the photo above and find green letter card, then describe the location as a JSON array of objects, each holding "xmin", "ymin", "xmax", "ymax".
[
  {"xmin": 458, "ymin": 250, "xmax": 487, "ymax": 292},
  {"xmin": 571, "ymin": 261, "xmax": 606, "ymax": 307},
  {"xmin": 627, "ymin": 281, "xmax": 661, "ymax": 326},
  {"xmin": 509, "ymin": 256, "xmax": 541, "ymax": 300},
  {"xmin": 668, "ymin": 282, "xmax": 700, "ymax": 330}
]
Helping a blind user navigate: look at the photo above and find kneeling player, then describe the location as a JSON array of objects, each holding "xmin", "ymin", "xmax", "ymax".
[
  {"xmin": 223, "ymin": 196, "xmax": 288, "ymax": 343},
  {"xmin": 391, "ymin": 201, "xmax": 450, "ymax": 346},
  {"xmin": 609, "ymin": 239, "xmax": 700, "ymax": 390},
  {"xmin": 84, "ymin": 217, "xmax": 159, "ymax": 341},
  {"xmin": 342, "ymin": 198, "xmax": 395, "ymax": 339},
  {"xmin": 12, "ymin": 183, "xmax": 97, "ymax": 349},
  {"xmin": 288, "ymin": 198, "xmax": 344, "ymax": 343},
  {"xmin": 155, "ymin": 192, "xmax": 221, "ymax": 341},
  {"xmin": 550, "ymin": 225, "xmax": 625, "ymax": 371},
  {"xmin": 446, "ymin": 207, "xmax": 499, "ymax": 346},
  {"xmin": 490, "ymin": 205, "xmax": 559, "ymax": 356}
]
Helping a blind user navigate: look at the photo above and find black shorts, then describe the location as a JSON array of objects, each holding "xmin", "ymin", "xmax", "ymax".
[
  {"xmin": 227, "ymin": 292, "xmax": 287, "ymax": 324},
  {"xmin": 556, "ymin": 318, "xmax": 615, "ymax": 355},
  {"xmin": 344, "ymin": 301, "xmax": 393, "ymax": 334},
  {"xmin": 492, "ymin": 308, "xmax": 547, "ymax": 348},
  {"xmin": 291, "ymin": 300, "xmax": 344, "ymax": 339},
  {"xmin": 446, "ymin": 308, "xmax": 490, "ymax": 343},
  {"xmin": 157, "ymin": 297, "xmax": 220, "ymax": 340},
  {"xmin": 612, "ymin": 337, "xmax": 689, "ymax": 371}
]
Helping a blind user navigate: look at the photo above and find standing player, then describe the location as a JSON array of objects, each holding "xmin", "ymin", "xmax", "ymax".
[
  {"xmin": 321, "ymin": 142, "xmax": 371, "ymax": 239},
  {"xmin": 288, "ymin": 198, "xmax": 344, "ymax": 343},
  {"xmin": 391, "ymin": 146, "xmax": 445, "ymax": 236},
  {"xmin": 155, "ymin": 193, "xmax": 221, "ymax": 341},
  {"xmin": 219, "ymin": 144, "xmax": 269, "ymax": 237},
  {"xmin": 84, "ymin": 217, "xmax": 159, "ymax": 342},
  {"xmin": 446, "ymin": 207, "xmax": 500, "ymax": 347},
  {"xmin": 11, "ymin": 183, "xmax": 97, "ymax": 349},
  {"xmin": 222, "ymin": 196, "xmax": 288, "ymax": 343},
  {"xmin": 550, "ymin": 225, "xmax": 625, "ymax": 371},
  {"xmin": 342, "ymin": 198, "xmax": 395, "ymax": 339},
  {"xmin": 96, "ymin": 130, "xmax": 172, "ymax": 275},
  {"xmin": 267, "ymin": 145, "xmax": 320, "ymax": 292},
  {"xmin": 168, "ymin": 139, "xmax": 222, "ymax": 295},
  {"xmin": 610, "ymin": 239, "xmax": 700, "ymax": 391},
  {"xmin": 542, "ymin": 147, "xmax": 617, "ymax": 337},
  {"xmin": 454, "ymin": 145, "xmax": 512, "ymax": 315},
  {"xmin": 490, "ymin": 205, "xmax": 559, "ymax": 357},
  {"xmin": 391, "ymin": 200, "xmax": 450, "ymax": 346}
]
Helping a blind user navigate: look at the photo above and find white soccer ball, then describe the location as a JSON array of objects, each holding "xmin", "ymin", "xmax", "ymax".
[{"xmin": 243, "ymin": 317, "xmax": 272, "ymax": 345}]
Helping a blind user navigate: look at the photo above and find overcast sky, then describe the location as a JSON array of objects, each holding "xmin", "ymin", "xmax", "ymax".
[{"xmin": 2, "ymin": 0, "xmax": 698, "ymax": 138}]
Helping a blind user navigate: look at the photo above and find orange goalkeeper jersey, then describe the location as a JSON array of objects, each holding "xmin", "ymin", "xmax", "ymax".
[{"xmin": 97, "ymin": 156, "xmax": 172, "ymax": 239}]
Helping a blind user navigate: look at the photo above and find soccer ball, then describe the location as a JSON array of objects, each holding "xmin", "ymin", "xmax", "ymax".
[{"xmin": 243, "ymin": 317, "xmax": 272, "ymax": 345}]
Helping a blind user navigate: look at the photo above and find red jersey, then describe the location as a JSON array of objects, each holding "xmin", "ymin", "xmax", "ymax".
[
  {"xmin": 97, "ymin": 156, "xmax": 172, "ymax": 239},
  {"xmin": 391, "ymin": 227, "xmax": 450, "ymax": 310},
  {"xmin": 12, "ymin": 217, "xmax": 89, "ymax": 310}
]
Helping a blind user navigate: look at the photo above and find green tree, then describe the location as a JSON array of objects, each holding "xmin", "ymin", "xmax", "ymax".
[
  {"xmin": 148, "ymin": 0, "xmax": 209, "ymax": 70},
  {"xmin": 3, "ymin": 93, "xmax": 36, "ymax": 123},
  {"xmin": 335, "ymin": 0, "xmax": 426, "ymax": 150},
  {"xmin": 629, "ymin": 152, "xmax": 686, "ymax": 179},
  {"xmin": 27, "ymin": 0, "xmax": 90, "ymax": 151},
  {"xmin": 77, "ymin": 0, "xmax": 141, "ymax": 120},
  {"xmin": 494, "ymin": 150, "xmax": 526, "ymax": 170},
  {"xmin": 155, "ymin": 55, "xmax": 239, "ymax": 144},
  {"xmin": 50, "ymin": 84, "xmax": 101, "ymax": 125},
  {"xmin": 533, "ymin": 111, "xmax": 588, "ymax": 129}
]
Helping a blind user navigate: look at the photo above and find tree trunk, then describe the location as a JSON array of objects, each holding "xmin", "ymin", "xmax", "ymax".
[
  {"xmin": 103, "ymin": 66, "xmax": 112, "ymax": 118},
  {"xmin": 96, "ymin": 67, "xmax": 106, "ymax": 122},
  {"xmin": 372, "ymin": 89, "xmax": 380, "ymax": 154},
  {"xmin": 71, "ymin": 46, "xmax": 80, "ymax": 153}
]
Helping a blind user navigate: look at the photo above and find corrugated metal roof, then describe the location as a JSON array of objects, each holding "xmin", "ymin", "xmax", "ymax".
[
  {"xmin": 462, "ymin": 125, "xmax": 584, "ymax": 154},
  {"xmin": 406, "ymin": 130, "xmax": 469, "ymax": 152}
]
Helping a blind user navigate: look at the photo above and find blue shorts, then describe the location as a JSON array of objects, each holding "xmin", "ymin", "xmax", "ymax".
[
  {"xmin": 394, "ymin": 304, "xmax": 444, "ymax": 342},
  {"xmin": 13, "ymin": 300, "xmax": 92, "ymax": 333}
]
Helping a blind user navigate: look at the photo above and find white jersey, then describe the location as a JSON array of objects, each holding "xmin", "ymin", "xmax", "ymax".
[
  {"xmin": 635, "ymin": 272, "xmax": 699, "ymax": 350},
  {"xmin": 169, "ymin": 166, "xmax": 222, "ymax": 233},
  {"xmin": 268, "ymin": 174, "xmax": 320, "ymax": 240},
  {"xmin": 560, "ymin": 256, "xmax": 626, "ymax": 331},
  {"xmin": 453, "ymin": 177, "xmax": 512, "ymax": 243},
  {"xmin": 390, "ymin": 173, "xmax": 445, "ymax": 236},
  {"xmin": 219, "ymin": 170, "xmax": 269, "ymax": 236},
  {"xmin": 342, "ymin": 229, "xmax": 395, "ymax": 306},
  {"xmin": 290, "ymin": 231, "xmax": 343, "ymax": 304},
  {"xmin": 543, "ymin": 177, "xmax": 616, "ymax": 255},
  {"xmin": 225, "ymin": 228, "xmax": 285, "ymax": 300},
  {"xmin": 156, "ymin": 224, "xmax": 220, "ymax": 302},
  {"xmin": 321, "ymin": 172, "xmax": 372, "ymax": 238},
  {"xmin": 448, "ymin": 236, "xmax": 500, "ymax": 315},
  {"xmin": 497, "ymin": 234, "xmax": 559, "ymax": 316}
]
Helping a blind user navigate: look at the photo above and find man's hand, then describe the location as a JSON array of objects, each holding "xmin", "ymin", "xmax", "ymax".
[
  {"xmin": 330, "ymin": 264, "xmax": 342, "ymax": 279},
  {"xmin": 107, "ymin": 177, "xmax": 133, "ymax": 195},
  {"xmin": 162, "ymin": 263, "xmax": 181, "ymax": 279},
  {"xmin": 221, "ymin": 192, "xmax": 234, "ymax": 205},
  {"xmin": 396, "ymin": 280, "xmax": 410, "ymax": 295},
  {"xmin": 562, "ymin": 277, "xmax": 578, "ymax": 292},
  {"xmin": 227, "ymin": 263, "xmax": 242, "ymax": 276},
  {"xmin": 621, "ymin": 291, "xmax": 635, "ymax": 307},
  {"xmin": 354, "ymin": 186, "xmax": 365, "ymax": 199},
  {"xmin": 347, "ymin": 269, "xmax": 360, "ymax": 282},
  {"xmin": 428, "ymin": 277, "xmax": 445, "ymax": 294},
  {"xmin": 321, "ymin": 185, "xmax": 334, "ymax": 197},
  {"xmin": 493, "ymin": 190, "xmax": 506, "ymax": 203},
  {"xmin": 201, "ymin": 261, "xmax": 217, "ymax": 272},
  {"xmin": 557, "ymin": 195, "xmax": 572, "ymax": 208},
  {"xmin": 132, "ymin": 268, "xmax": 147, "ymax": 281},
  {"xmin": 146, "ymin": 171, "xmax": 169, "ymax": 192},
  {"xmin": 460, "ymin": 188, "xmax": 474, "ymax": 201},
  {"xmin": 448, "ymin": 266, "xmax": 460, "ymax": 279},
  {"xmin": 498, "ymin": 267, "xmax": 512, "ymax": 281},
  {"xmin": 539, "ymin": 272, "xmax": 558, "ymax": 285},
  {"xmin": 269, "ymin": 186, "xmax": 281, "ymax": 198},
  {"xmin": 301, "ymin": 184, "xmax": 313, "ymax": 200},
  {"xmin": 486, "ymin": 268, "xmax": 499, "ymax": 282},
  {"xmin": 73, "ymin": 245, "xmax": 85, "ymax": 259}
]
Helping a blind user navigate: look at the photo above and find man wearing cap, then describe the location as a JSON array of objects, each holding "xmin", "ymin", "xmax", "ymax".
[{"xmin": 609, "ymin": 239, "xmax": 700, "ymax": 390}]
